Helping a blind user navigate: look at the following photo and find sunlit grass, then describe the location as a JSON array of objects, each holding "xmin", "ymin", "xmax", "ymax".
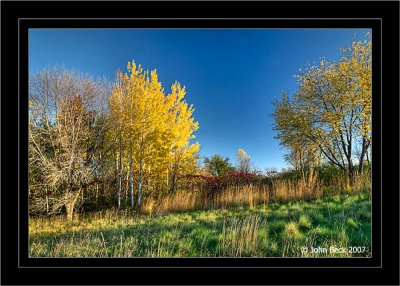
[{"xmin": 29, "ymin": 192, "xmax": 371, "ymax": 257}]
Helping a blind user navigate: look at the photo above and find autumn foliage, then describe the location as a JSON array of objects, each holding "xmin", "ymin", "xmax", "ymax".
[
  {"xmin": 29, "ymin": 36, "xmax": 372, "ymax": 220},
  {"xmin": 273, "ymin": 35, "xmax": 371, "ymax": 178}
]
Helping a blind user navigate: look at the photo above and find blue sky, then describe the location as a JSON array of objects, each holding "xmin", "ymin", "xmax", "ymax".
[{"xmin": 29, "ymin": 28, "xmax": 369, "ymax": 171}]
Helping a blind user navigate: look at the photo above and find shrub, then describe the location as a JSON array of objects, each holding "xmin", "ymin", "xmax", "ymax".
[{"xmin": 298, "ymin": 214, "xmax": 312, "ymax": 229}]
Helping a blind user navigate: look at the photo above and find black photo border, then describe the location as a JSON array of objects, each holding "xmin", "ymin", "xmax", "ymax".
[{"xmin": 2, "ymin": 1, "xmax": 399, "ymax": 285}]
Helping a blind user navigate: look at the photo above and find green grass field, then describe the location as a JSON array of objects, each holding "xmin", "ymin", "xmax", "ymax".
[{"xmin": 29, "ymin": 192, "xmax": 371, "ymax": 257}]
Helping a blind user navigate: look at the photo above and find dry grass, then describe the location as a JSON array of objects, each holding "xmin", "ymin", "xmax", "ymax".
[
  {"xmin": 273, "ymin": 169, "xmax": 322, "ymax": 201},
  {"xmin": 142, "ymin": 191, "xmax": 198, "ymax": 215},
  {"xmin": 141, "ymin": 171, "xmax": 370, "ymax": 215},
  {"xmin": 326, "ymin": 171, "xmax": 372, "ymax": 194}
]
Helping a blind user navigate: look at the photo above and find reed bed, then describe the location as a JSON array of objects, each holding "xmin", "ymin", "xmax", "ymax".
[{"xmin": 141, "ymin": 171, "xmax": 370, "ymax": 215}]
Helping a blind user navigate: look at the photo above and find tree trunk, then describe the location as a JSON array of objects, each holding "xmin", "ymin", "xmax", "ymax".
[
  {"xmin": 358, "ymin": 153, "xmax": 365, "ymax": 175},
  {"xmin": 166, "ymin": 170, "xmax": 169, "ymax": 193},
  {"xmin": 118, "ymin": 88, "xmax": 123, "ymax": 209},
  {"xmin": 147, "ymin": 166, "xmax": 151, "ymax": 193},
  {"xmin": 138, "ymin": 158, "xmax": 143, "ymax": 208},
  {"xmin": 358, "ymin": 138, "xmax": 369, "ymax": 175},
  {"xmin": 169, "ymin": 173, "xmax": 176, "ymax": 194},
  {"xmin": 129, "ymin": 100, "xmax": 135, "ymax": 209},
  {"xmin": 138, "ymin": 133, "xmax": 144, "ymax": 209},
  {"xmin": 125, "ymin": 171, "xmax": 129, "ymax": 204},
  {"xmin": 169, "ymin": 157, "xmax": 180, "ymax": 194},
  {"xmin": 347, "ymin": 161, "xmax": 355, "ymax": 189},
  {"xmin": 115, "ymin": 154, "xmax": 118, "ymax": 199},
  {"xmin": 66, "ymin": 203, "xmax": 74, "ymax": 222},
  {"xmin": 129, "ymin": 138, "xmax": 134, "ymax": 208},
  {"xmin": 65, "ymin": 189, "xmax": 81, "ymax": 222},
  {"xmin": 45, "ymin": 187, "xmax": 49, "ymax": 213},
  {"xmin": 118, "ymin": 134, "xmax": 122, "ymax": 209}
]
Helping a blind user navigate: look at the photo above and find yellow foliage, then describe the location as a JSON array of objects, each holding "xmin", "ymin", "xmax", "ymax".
[
  {"xmin": 273, "ymin": 34, "xmax": 371, "ymax": 170},
  {"xmin": 109, "ymin": 60, "xmax": 200, "ymax": 192}
]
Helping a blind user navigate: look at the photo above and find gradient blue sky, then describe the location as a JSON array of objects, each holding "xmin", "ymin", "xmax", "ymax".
[{"xmin": 29, "ymin": 28, "xmax": 369, "ymax": 171}]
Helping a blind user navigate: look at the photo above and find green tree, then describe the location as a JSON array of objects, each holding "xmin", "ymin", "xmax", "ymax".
[{"xmin": 203, "ymin": 155, "xmax": 234, "ymax": 177}]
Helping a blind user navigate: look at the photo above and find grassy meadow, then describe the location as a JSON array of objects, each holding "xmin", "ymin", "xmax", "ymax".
[{"xmin": 29, "ymin": 191, "xmax": 371, "ymax": 257}]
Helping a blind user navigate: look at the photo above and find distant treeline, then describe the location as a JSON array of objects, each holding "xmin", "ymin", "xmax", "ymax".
[{"xmin": 30, "ymin": 163, "xmax": 371, "ymax": 217}]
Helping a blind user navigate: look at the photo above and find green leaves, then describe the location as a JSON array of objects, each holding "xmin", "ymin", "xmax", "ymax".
[{"xmin": 203, "ymin": 155, "xmax": 234, "ymax": 177}]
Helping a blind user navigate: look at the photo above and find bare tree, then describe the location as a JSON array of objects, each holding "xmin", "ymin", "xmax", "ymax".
[
  {"xmin": 283, "ymin": 142, "xmax": 322, "ymax": 177},
  {"xmin": 236, "ymin": 149, "xmax": 251, "ymax": 173},
  {"xmin": 29, "ymin": 67, "xmax": 109, "ymax": 221}
]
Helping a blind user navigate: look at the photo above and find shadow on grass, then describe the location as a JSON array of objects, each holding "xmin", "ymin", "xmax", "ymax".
[{"xmin": 29, "ymin": 192, "xmax": 371, "ymax": 257}]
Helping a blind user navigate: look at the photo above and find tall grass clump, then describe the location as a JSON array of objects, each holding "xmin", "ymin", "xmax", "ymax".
[
  {"xmin": 218, "ymin": 215, "xmax": 264, "ymax": 257},
  {"xmin": 272, "ymin": 168, "xmax": 322, "ymax": 202},
  {"xmin": 142, "ymin": 191, "xmax": 198, "ymax": 215},
  {"xmin": 138, "ymin": 170, "xmax": 370, "ymax": 215}
]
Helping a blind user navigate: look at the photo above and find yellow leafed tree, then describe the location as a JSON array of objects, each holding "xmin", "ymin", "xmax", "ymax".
[
  {"xmin": 109, "ymin": 61, "xmax": 200, "ymax": 208},
  {"xmin": 165, "ymin": 81, "xmax": 200, "ymax": 193},
  {"xmin": 273, "ymin": 34, "xmax": 371, "ymax": 178}
]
